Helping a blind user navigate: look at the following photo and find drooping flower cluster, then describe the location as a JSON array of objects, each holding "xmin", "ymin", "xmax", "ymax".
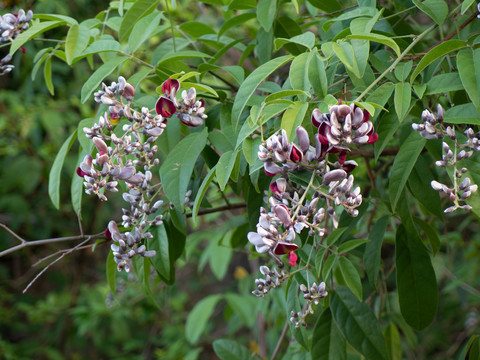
[
  {"xmin": 0, "ymin": 9, "xmax": 33, "ymax": 75},
  {"xmin": 290, "ymin": 282, "xmax": 328, "ymax": 328},
  {"xmin": 252, "ymin": 265, "xmax": 289, "ymax": 297},
  {"xmin": 412, "ymin": 104, "xmax": 479, "ymax": 213},
  {"xmin": 80, "ymin": 76, "xmax": 169, "ymax": 271},
  {"xmin": 155, "ymin": 78, "xmax": 207, "ymax": 127},
  {"xmin": 248, "ymin": 101, "xmax": 376, "ymax": 310}
]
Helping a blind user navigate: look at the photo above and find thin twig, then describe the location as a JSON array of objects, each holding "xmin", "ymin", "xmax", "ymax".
[
  {"xmin": 23, "ymin": 236, "xmax": 94, "ymax": 293},
  {"xmin": 32, "ymin": 243, "xmax": 96, "ymax": 267},
  {"xmin": 186, "ymin": 203, "xmax": 246, "ymax": 218},
  {"xmin": 301, "ymin": 5, "xmax": 357, "ymax": 20},
  {"xmin": 270, "ymin": 319, "xmax": 290, "ymax": 360},
  {"xmin": 0, "ymin": 224, "xmax": 104, "ymax": 258}
]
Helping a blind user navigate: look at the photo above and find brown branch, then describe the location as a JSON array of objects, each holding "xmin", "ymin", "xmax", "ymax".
[
  {"xmin": 186, "ymin": 202, "xmax": 246, "ymax": 218},
  {"xmin": 0, "ymin": 222, "xmax": 104, "ymax": 258},
  {"xmin": 23, "ymin": 236, "xmax": 95, "ymax": 293},
  {"xmin": 270, "ymin": 319, "xmax": 290, "ymax": 360},
  {"xmin": 350, "ymin": 147, "xmax": 399, "ymax": 158},
  {"xmin": 404, "ymin": 13, "xmax": 478, "ymax": 61}
]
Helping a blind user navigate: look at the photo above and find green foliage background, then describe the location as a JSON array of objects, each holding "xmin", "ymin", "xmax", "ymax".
[{"xmin": 1, "ymin": 0, "xmax": 480, "ymax": 359}]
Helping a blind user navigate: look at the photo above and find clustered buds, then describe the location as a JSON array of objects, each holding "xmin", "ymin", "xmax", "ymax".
[
  {"xmin": 290, "ymin": 282, "xmax": 328, "ymax": 328},
  {"xmin": 155, "ymin": 78, "xmax": 207, "ymax": 127},
  {"xmin": 249, "ymin": 101, "xmax": 374, "ymax": 307},
  {"xmin": 252, "ymin": 265, "xmax": 289, "ymax": 297},
  {"xmin": 0, "ymin": 9, "xmax": 33, "ymax": 75},
  {"xmin": 412, "ymin": 104, "xmax": 480, "ymax": 213},
  {"xmin": 80, "ymin": 76, "xmax": 170, "ymax": 271},
  {"xmin": 107, "ymin": 221, "xmax": 157, "ymax": 272}
]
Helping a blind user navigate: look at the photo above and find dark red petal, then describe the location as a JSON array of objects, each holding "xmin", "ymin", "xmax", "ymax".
[
  {"xmin": 318, "ymin": 122, "xmax": 331, "ymax": 145},
  {"xmin": 367, "ymin": 132, "xmax": 379, "ymax": 144},
  {"xmin": 338, "ymin": 152, "xmax": 347, "ymax": 164},
  {"xmin": 270, "ymin": 182, "xmax": 280, "ymax": 195},
  {"xmin": 342, "ymin": 160, "xmax": 358, "ymax": 173},
  {"xmin": 288, "ymin": 251, "xmax": 298, "ymax": 267},
  {"xmin": 19, "ymin": 46, "xmax": 27, "ymax": 54},
  {"xmin": 274, "ymin": 241, "xmax": 299, "ymax": 255},
  {"xmin": 161, "ymin": 78, "xmax": 180, "ymax": 96},
  {"xmin": 155, "ymin": 96, "xmax": 176, "ymax": 118},
  {"xmin": 264, "ymin": 169, "xmax": 276, "ymax": 177},
  {"xmin": 105, "ymin": 227, "xmax": 112, "ymax": 240},
  {"xmin": 289, "ymin": 144, "xmax": 302, "ymax": 162},
  {"xmin": 110, "ymin": 112, "xmax": 119, "ymax": 119},
  {"xmin": 76, "ymin": 167, "xmax": 87, "ymax": 177},
  {"xmin": 363, "ymin": 109, "xmax": 370, "ymax": 122}
]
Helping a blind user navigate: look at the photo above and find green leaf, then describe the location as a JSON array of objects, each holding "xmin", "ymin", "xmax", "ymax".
[
  {"xmin": 322, "ymin": 254, "xmax": 337, "ymax": 279},
  {"xmin": 71, "ymin": 152, "xmax": 85, "ymax": 214},
  {"xmin": 394, "ymin": 61, "xmax": 413, "ymax": 82},
  {"xmin": 412, "ymin": 0, "xmax": 448, "ymax": 25},
  {"xmin": 80, "ymin": 40, "xmax": 123, "ymax": 57},
  {"xmin": 34, "ymin": 13, "xmax": 78, "ymax": 25},
  {"xmin": 408, "ymin": 156, "xmax": 443, "ymax": 218},
  {"xmin": 192, "ymin": 165, "xmax": 216, "ymax": 227},
  {"xmin": 309, "ymin": 50, "xmax": 328, "ymax": 99},
  {"xmin": 395, "ymin": 224, "xmax": 438, "ymax": 330},
  {"xmin": 206, "ymin": 233, "xmax": 233, "ymax": 280},
  {"xmin": 10, "ymin": 20, "xmax": 66, "ymax": 55},
  {"xmin": 388, "ymin": 132, "xmax": 427, "ymax": 212},
  {"xmin": 457, "ymin": 48, "xmax": 480, "ymax": 112},
  {"xmin": 384, "ymin": 323, "xmax": 402, "ymax": 360},
  {"xmin": 106, "ymin": 251, "xmax": 117, "ymax": 300},
  {"xmin": 186, "ymin": 294, "xmax": 222, "ymax": 344},
  {"xmin": 155, "ymin": 50, "xmax": 211, "ymax": 66},
  {"xmin": 232, "ymin": 55, "xmax": 293, "ymax": 130},
  {"xmin": 119, "ymin": 0, "xmax": 160, "ymax": 43},
  {"xmin": 264, "ymin": 90, "xmax": 310, "ymax": 103},
  {"xmin": 179, "ymin": 21, "xmax": 215, "ymax": 39},
  {"xmin": 147, "ymin": 224, "xmax": 171, "ymax": 283},
  {"xmin": 44, "ymin": 56, "xmax": 54, "ymax": 95},
  {"xmin": 306, "ymin": 0, "xmax": 342, "ymax": 12},
  {"xmin": 312, "ymin": 308, "xmax": 346, "ymax": 360},
  {"xmin": 80, "ymin": 56, "xmax": 127, "ymax": 103},
  {"xmin": 225, "ymin": 293, "xmax": 257, "ymax": 328},
  {"xmin": 31, "ymin": 48, "xmax": 51, "ymax": 80},
  {"xmin": 425, "ymin": 72, "xmax": 464, "ymax": 94},
  {"xmin": 213, "ymin": 339, "xmax": 253, "ymax": 360},
  {"xmin": 65, "ymin": 24, "xmax": 90, "ymax": 65},
  {"xmin": 48, "ymin": 131, "xmax": 77, "ymax": 209},
  {"xmin": 394, "ymin": 82, "xmax": 411, "ymax": 122},
  {"xmin": 181, "ymin": 81, "xmax": 218, "ymax": 98},
  {"xmin": 280, "ymin": 102, "xmax": 309, "ymax": 141},
  {"xmin": 410, "ymin": 40, "xmax": 466, "ymax": 83},
  {"xmin": 128, "ymin": 11, "xmax": 164, "ymax": 53},
  {"xmin": 160, "ymin": 128, "xmax": 208, "ymax": 212},
  {"xmin": 330, "ymin": 286, "xmax": 388, "ymax": 360},
  {"xmin": 216, "ymin": 150, "xmax": 241, "ymax": 191},
  {"xmin": 413, "ymin": 217, "xmax": 441, "ymax": 255},
  {"xmin": 338, "ymin": 257, "xmax": 362, "ymax": 300},
  {"xmin": 290, "ymin": 52, "xmax": 311, "ymax": 96},
  {"xmin": 326, "ymin": 227, "xmax": 349, "ymax": 247},
  {"xmin": 444, "ymin": 103, "xmax": 480, "ymax": 125},
  {"xmin": 218, "ymin": 13, "xmax": 256, "ymax": 38},
  {"xmin": 374, "ymin": 114, "xmax": 401, "ymax": 161},
  {"xmin": 461, "ymin": 0, "xmax": 476, "ymax": 14},
  {"xmin": 337, "ymin": 239, "xmax": 369, "ymax": 254},
  {"xmin": 275, "ymin": 32, "xmax": 316, "ymax": 51},
  {"xmin": 332, "ymin": 41, "xmax": 362, "ymax": 78},
  {"xmin": 364, "ymin": 215, "xmax": 388, "ymax": 289},
  {"xmin": 257, "ymin": 0, "xmax": 277, "ymax": 32},
  {"xmin": 345, "ymin": 33, "xmax": 400, "ymax": 57}
]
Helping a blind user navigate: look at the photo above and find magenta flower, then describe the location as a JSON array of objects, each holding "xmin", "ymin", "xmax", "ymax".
[{"xmin": 155, "ymin": 96, "xmax": 177, "ymax": 118}]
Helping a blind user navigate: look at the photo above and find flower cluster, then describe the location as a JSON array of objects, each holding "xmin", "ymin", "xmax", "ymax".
[
  {"xmin": 290, "ymin": 282, "xmax": 328, "ymax": 328},
  {"xmin": 412, "ymin": 104, "xmax": 480, "ymax": 213},
  {"xmin": 249, "ymin": 101, "xmax": 376, "ymax": 308},
  {"xmin": 0, "ymin": 9, "xmax": 33, "ymax": 75},
  {"xmin": 79, "ymin": 76, "xmax": 169, "ymax": 271},
  {"xmin": 155, "ymin": 78, "xmax": 207, "ymax": 127},
  {"xmin": 252, "ymin": 265, "xmax": 289, "ymax": 297}
]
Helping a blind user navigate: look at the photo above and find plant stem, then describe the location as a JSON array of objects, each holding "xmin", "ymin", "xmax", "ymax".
[
  {"xmin": 354, "ymin": 24, "xmax": 437, "ymax": 103},
  {"xmin": 270, "ymin": 319, "xmax": 290, "ymax": 360}
]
